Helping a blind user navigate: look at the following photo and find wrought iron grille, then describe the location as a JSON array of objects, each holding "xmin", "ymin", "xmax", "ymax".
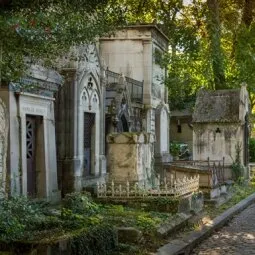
[{"xmin": 26, "ymin": 118, "xmax": 35, "ymax": 159}]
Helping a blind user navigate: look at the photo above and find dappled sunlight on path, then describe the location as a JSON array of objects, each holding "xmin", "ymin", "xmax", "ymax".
[{"xmin": 191, "ymin": 203, "xmax": 255, "ymax": 255}]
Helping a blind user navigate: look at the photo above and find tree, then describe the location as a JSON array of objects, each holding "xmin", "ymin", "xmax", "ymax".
[
  {"xmin": 233, "ymin": 0, "xmax": 255, "ymax": 109},
  {"xmin": 206, "ymin": 0, "xmax": 226, "ymax": 89},
  {"xmin": 0, "ymin": 0, "xmax": 123, "ymax": 82},
  {"xmin": 2, "ymin": 0, "xmax": 255, "ymax": 111}
]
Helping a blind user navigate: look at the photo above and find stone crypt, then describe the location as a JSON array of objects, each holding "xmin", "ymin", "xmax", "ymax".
[{"xmin": 0, "ymin": 65, "xmax": 62, "ymax": 201}]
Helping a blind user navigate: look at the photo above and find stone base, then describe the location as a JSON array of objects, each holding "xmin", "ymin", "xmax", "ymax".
[
  {"xmin": 106, "ymin": 132, "xmax": 154, "ymax": 186},
  {"xmin": 48, "ymin": 190, "xmax": 61, "ymax": 204},
  {"xmin": 58, "ymin": 158, "xmax": 82, "ymax": 196},
  {"xmin": 203, "ymin": 183, "xmax": 234, "ymax": 207},
  {"xmin": 178, "ymin": 192, "xmax": 204, "ymax": 214}
]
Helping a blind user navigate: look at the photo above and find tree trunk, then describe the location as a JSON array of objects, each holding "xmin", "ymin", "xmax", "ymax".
[
  {"xmin": 242, "ymin": 0, "xmax": 255, "ymax": 27},
  {"xmin": 206, "ymin": 0, "xmax": 226, "ymax": 90}
]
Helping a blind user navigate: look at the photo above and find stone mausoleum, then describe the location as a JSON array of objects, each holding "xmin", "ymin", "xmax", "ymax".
[
  {"xmin": 192, "ymin": 84, "xmax": 250, "ymax": 167},
  {"xmin": 100, "ymin": 25, "xmax": 171, "ymax": 179},
  {"xmin": 0, "ymin": 65, "xmax": 62, "ymax": 201},
  {"xmin": 0, "ymin": 24, "xmax": 171, "ymax": 199},
  {"xmin": 56, "ymin": 24, "xmax": 171, "ymax": 194}
]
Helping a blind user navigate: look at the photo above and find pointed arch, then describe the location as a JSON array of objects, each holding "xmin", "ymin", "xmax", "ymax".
[{"xmin": 155, "ymin": 104, "xmax": 170, "ymax": 154}]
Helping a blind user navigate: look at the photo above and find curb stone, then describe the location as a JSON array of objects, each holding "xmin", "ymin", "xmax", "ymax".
[
  {"xmin": 157, "ymin": 213, "xmax": 192, "ymax": 237},
  {"xmin": 156, "ymin": 192, "xmax": 255, "ymax": 255}
]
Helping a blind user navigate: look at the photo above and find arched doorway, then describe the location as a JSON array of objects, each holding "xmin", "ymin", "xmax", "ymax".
[{"xmin": 79, "ymin": 75, "xmax": 100, "ymax": 177}]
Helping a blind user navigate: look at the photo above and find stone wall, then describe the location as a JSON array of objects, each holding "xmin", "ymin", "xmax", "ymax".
[
  {"xmin": 0, "ymin": 98, "xmax": 8, "ymax": 196},
  {"xmin": 193, "ymin": 123, "xmax": 243, "ymax": 165},
  {"xmin": 106, "ymin": 132, "xmax": 154, "ymax": 186}
]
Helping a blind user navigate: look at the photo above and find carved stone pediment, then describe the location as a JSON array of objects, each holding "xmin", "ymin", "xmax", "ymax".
[
  {"xmin": 77, "ymin": 44, "xmax": 100, "ymax": 77},
  {"xmin": 60, "ymin": 44, "xmax": 101, "ymax": 81}
]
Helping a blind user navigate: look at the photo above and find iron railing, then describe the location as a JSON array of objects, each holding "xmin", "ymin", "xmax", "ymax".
[
  {"xmin": 106, "ymin": 69, "xmax": 143, "ymax": 104},
  {"xmin": 96, "ymin": 175, "xmax": 199, "ymax": 199}
]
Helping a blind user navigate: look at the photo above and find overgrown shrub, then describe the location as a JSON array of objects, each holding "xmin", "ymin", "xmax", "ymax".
[
  {"xmin": 0, "ymin": 196, "xmax": 46, "ymax": 242},
  {"xmin": 136, "ymin": 213, "xmax": 161, "ymax": 233},
  {"xmin": 61, "ymin": 208, "xmax": 103, "ymax": 230},
  {"xmin": 62, "ymin": 192, "xmax": 99, "ymax": 215}
]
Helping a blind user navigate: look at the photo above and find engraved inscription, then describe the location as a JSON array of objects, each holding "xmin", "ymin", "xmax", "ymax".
[{"xmin": 22, "ymin": 106, "xmax": 46, "ymax": 115}]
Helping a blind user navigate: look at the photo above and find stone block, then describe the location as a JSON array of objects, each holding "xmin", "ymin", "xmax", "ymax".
[
  {"xmin": 157, "ymin": 213, "xmax": 191, "ymax": 237},
  {"xmin": 190, "ymin": 192, "xmax": 204, "ymax": 213},
  {"xmin": 220, "ymin": 185, "xmax": 227, "ymax": 194},
  {"xmin": 178, "ymin": 196, "xmax": 192, "ymax": 214},
  {"xmin": 107, "ymin": 132, "xmax": 154, "ymax": 184},
  {"xmin": 210, "ymin": 187, "xmax": 221, "ymax": 199}
]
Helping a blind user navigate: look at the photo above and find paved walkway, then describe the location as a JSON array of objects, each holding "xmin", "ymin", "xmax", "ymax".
[{"xmin": 191, "ymin": 203, "xmax": 255, "ymax": 255}]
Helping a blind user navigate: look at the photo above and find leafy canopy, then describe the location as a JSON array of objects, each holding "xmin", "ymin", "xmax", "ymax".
[{"xmin": 0, "ymin": 0, "xmax": 123, "ymax": 81}]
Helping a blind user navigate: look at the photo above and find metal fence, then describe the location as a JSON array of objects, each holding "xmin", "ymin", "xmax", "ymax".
[{"xmin": 96, "ymin": 175, "xmax": 199, "ymax": 199}]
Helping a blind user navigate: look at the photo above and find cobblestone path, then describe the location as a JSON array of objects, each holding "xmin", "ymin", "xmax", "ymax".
[{"xmin": 191, "ymin": 203, "xmax": 255, "ymax": 255}]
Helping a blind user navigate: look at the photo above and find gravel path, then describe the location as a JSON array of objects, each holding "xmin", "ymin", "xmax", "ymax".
[{"xmin": 191, "ymin": 203, "xmax": 255, "ymax": 255}]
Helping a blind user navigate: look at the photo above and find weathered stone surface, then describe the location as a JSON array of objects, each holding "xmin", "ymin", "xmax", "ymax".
[
  {"xmin": 157, "ymin": 213, "xmax": 191, "ymax": 237},
  {"xmin": 107, "ymin": 132, "xmax": 153, "ymax": 184},
  {"xmin": 192, "ymin": 85, "xmax": 249, "ymax": 166},
  {"xmin": 117, "ymin": 227, "xmax": 142, "ymax": 244},
  {"xmin": 0, "ymin": 98, "xmax": 8, "ymax": 196}
]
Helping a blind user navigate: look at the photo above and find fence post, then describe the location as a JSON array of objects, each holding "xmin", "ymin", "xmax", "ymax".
[{"xmin": 119, "ymin": 184, "xmax": 122, "ymax": 197}]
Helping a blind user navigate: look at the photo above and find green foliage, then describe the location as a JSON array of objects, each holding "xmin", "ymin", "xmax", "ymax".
[
  {"xmin": 0, "ymin": 196, "xmax": 47, "ymax": 242},
  {"xmin": 62, "ymin": 192, "xmax": 99, "ymax": 215},
  {"xmin": 141, "ymin": 197, "xmax": 180, "ymax": 214},
  {"xmin": 249, "ymin": 137, "xmax": 255, "ymax": 162},
  {"xmin": 0, "ymin": 0, "xmax": 124, "ymax": 81},
  {"xmin": 0, "ymin": 192, "xmax": 174, "ymax": 255},
  {"xmin": 61, "ymin": 208, "xmax": 103, "ymax": 230},
  {"xmin": 136, "ymin": 214, "xmax": 161, "ymax": 233},
  {"xmin": 70, "ymin": 225, "xmax": 117, "ymax": 255},
  {"xmin": 170, "ymin": 142, "xmax": 181, "ymax": 157}
]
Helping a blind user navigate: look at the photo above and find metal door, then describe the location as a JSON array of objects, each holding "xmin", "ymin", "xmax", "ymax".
[
  {"xmin": 26, "ymin": 116, "xmax": 36, "ymax": 196},
  {"xmin": 83, "ymin": 113, "xmax": 95, "ymax": 176}
]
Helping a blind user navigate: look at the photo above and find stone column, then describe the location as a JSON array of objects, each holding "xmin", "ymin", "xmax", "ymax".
[
  {"xmin": 142, "ymin": 40, "xmax": 152, "ymax": 105},
  {"xmin": 56, "ymin": 69, "xmax": 81, "ymax": 195},
  {"xmin": 99, "ymin": 70, "xmax": 107, "ymax": 176}
]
